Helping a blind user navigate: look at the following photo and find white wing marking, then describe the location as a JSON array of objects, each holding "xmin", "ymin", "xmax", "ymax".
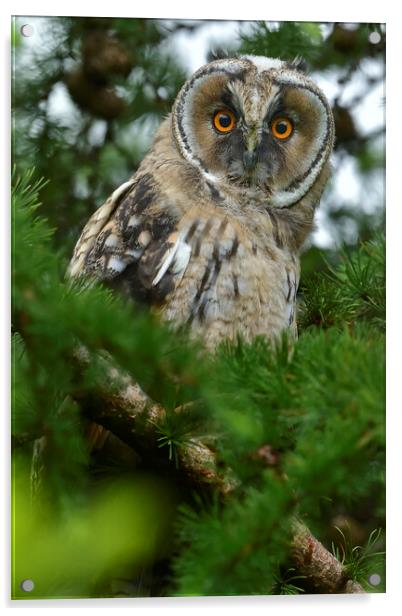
[
  {"xmin": 284, "ymin": 267, "xmax": 299, "ymax": 325},
  {"xmin": 106, "ymin": 256, "xmax": 127, "ymax": 274},
  {"xmin": 111, "ymin": 179, "xmax": 136, "ymax": 202},
  {"xmin": 104, "ymin": 234, "xmax": 119, "ymax": 248},
  {"xmin": 152, "ymin": 234, "xmax": 192, "ymax": 287}
]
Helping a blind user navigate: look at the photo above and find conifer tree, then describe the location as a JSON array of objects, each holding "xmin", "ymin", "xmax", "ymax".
[{"xmin": 11, "ymin": 18, "xmax": 385, "ymax": 599}]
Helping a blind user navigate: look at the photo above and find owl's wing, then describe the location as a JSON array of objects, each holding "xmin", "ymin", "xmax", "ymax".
[
  {"xmin": 68, "ymin": 179, "xmax": 136, "ymax": 278},
  {"xmin": 67, "ymin": 173, "xmax": 191, "ymax": 303}
]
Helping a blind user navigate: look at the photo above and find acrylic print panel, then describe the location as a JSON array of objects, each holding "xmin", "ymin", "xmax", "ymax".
[{"xmin": 11, "ymin": 15, "xmax": 385, "ymax": 599}]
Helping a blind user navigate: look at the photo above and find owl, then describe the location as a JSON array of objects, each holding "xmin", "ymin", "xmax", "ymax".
[{"xmin": 68, "ymin": 55, "xmax": 335, "ymax": 350}]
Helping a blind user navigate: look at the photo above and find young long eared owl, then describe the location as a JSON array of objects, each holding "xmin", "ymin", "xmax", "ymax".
[{"xmin": 69, "ymin": 55, "xmax": 335, "ymax": 349}]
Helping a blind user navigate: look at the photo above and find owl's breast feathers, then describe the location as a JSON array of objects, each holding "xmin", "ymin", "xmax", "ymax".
[{"xmin": 68, "ymin": 141, "xmax": 300, "ymax": 347}]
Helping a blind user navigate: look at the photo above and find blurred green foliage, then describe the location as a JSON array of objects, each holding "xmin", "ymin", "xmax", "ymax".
[{"xmin": 12, "ymin": 455, "xmax": 171, "ymax": 599}]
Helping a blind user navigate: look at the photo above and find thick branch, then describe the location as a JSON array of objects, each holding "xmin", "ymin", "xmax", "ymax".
[
  {"xmin": 72, "ymin": 349, "xmax": 227, "ymax": 491},
  {"xmin": 290, "ymin": 520, "xmax": 365, "ymax": 593}
]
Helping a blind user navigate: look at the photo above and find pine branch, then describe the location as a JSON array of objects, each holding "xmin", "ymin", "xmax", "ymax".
[{"xmin": 73, "ymin": 351, "xmax": 365, "ymax": 594}]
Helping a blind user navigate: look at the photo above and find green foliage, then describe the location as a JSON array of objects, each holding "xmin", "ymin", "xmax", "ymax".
[
  {"xmin": 299, "ymin": 233, "xmax": 385, "ymax": 331},
  {"xmin": 240, "ymin": 21, "xmax": 323, "ymax": 63},
  {"xmin": 331, "ymin": 527, "xmax": 385, "ymax": 592},
  {"xmin": 271, "ymin": 568, "xmax": 306, "ymax": 595},
  {"xmin": 152, "ymin": 404, "xmax": 210, "ymax": 468},
  {"xmin": 12, "ymin": 170, "xmax": 385, "ymax": 597},
  {"xmin": 173, "ymin": 475, "xmax": 294, "ymax": 596},
  {"xmin": 284, "ymin": 327, "xmax": 384, "ymax": 520},
  {"xmin": 171, "ymin": 323, "xmax": 384, "ymax": 594}
]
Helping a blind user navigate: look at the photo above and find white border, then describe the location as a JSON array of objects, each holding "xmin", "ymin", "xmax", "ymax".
[
  {"xmin": 2, "ymin": 1, "xmax": 401, "ymax": 614},
  {"xmin": 3, "ymin": 1, "xmax": 392, "ymax": 21}
]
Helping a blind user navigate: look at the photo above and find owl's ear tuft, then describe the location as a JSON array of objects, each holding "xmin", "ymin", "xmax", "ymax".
[
  {"xmin": 207, "ymin": 47, "xmax": 236, "ymax": 62},
  {"xmin": 287, "ymin": 56, "xmax": 308, "ymax": 73}
]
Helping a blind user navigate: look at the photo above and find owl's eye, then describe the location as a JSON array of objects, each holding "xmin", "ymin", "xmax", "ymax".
[
  {"xmin": 213, "ymin": 109, "xmax": 236, "ymax": 133},
  {"xmin": 271, "ymin": 117, "xmax": 294, "ymax": 140}
]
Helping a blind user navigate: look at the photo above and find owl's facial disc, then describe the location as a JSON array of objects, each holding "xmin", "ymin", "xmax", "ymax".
[{"xmin": 172, "ymin": 56, "xmax": 334, "ymax": 207}]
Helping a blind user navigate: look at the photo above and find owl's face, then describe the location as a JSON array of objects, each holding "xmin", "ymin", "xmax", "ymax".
[{"xmin": 172, "ymin": 55, "xmax": 334, "ymax": 208}]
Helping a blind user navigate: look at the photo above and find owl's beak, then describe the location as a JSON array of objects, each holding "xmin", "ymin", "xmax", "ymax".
[
  {"xmin": 243, "ymin": 148, "xmax": 258, "ymax": 171},
  {"xmin": 243, "ymin": 126, "xmax": 262, "ymax": 172}
]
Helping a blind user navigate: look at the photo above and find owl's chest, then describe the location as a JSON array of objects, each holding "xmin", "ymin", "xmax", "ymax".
[{"xmin": 160, "ymin": 214, "xmax": 299, "ymax": 348}]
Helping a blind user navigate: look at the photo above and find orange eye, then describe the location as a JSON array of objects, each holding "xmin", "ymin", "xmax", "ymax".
[
  {"xmin": 213, "ymin": 109, "xmax": 236, "ymax": 133},
  {"xmin": 271, "ymin": 117, "xmax": 293, "ymax": 140}
]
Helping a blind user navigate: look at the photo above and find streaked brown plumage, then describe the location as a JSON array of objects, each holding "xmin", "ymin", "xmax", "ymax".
[{"xmin": 69, "ymin": 55, "xmax": 334, "ymax": 350}]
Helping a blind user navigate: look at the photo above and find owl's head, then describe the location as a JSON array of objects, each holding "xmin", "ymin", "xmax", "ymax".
[{"xmin": 172, "ymin": 55, "xmax": 334, "ymax": 208}]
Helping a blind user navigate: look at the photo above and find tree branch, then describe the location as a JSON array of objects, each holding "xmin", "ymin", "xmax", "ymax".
[
  {"xmin": 290, "ymin": 520, "xmax": 365, "ymax": 593},
  {"xmin": 72, "ymin": 348, "xmax": 226, "ymax": 491}
]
